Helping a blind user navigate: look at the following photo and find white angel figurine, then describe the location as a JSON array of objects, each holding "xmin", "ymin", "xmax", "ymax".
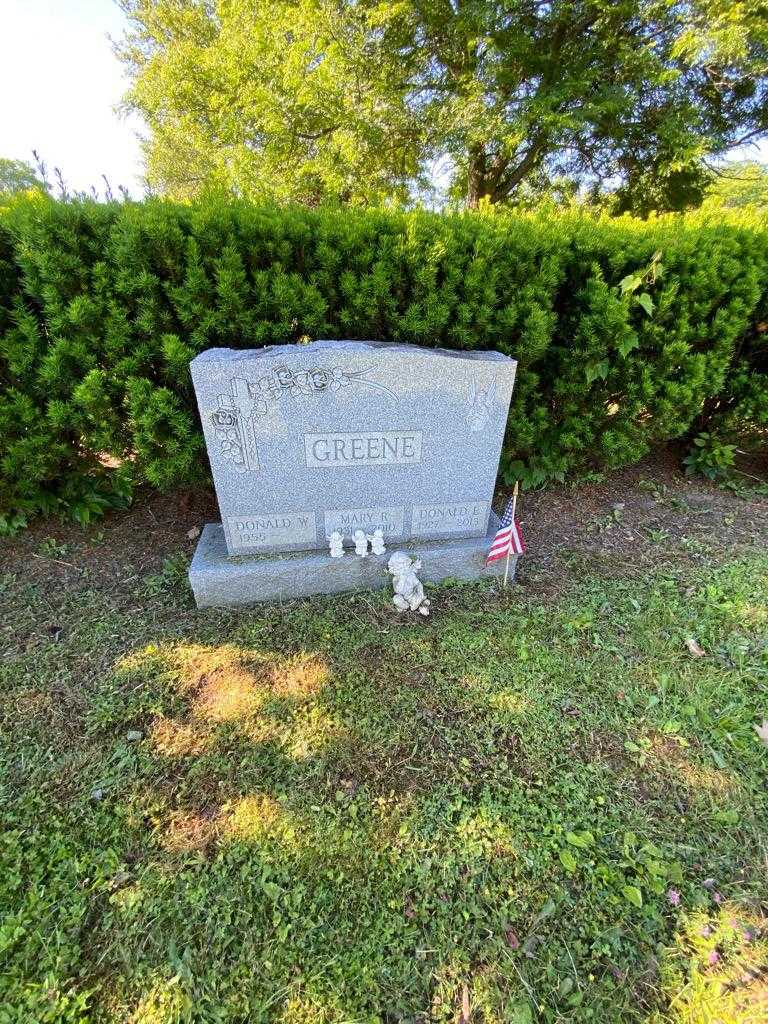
[
  {"xmin": 328, "ymin": 530, "xmax": 345, "ymax": 558},
  {"xmin": 387, "ymin": 552, "xmax": 430, "ymax": 615},
  {"xmin": 352, "ymin": 529, "xmax": 369, "ymax": 557},
  {"xmin": 368, "ymin": 527, "xmax": 386, "ymax": 556}
]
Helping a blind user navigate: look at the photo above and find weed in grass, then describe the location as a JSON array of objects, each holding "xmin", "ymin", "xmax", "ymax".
[
  {"xmin": 645, "ymin": 527, "xmax": 670, "ymax": 545},
  {"xmin": 588, "ymin": 504, "xmax": 625, "ymax": 534},
  {"xmin": 639, "ymin": 479, "xmax": 671, "ymax": 503},
  {"xmin": 142, "ymin": 551, "xmax": 192, "ymax": 598},
  {"xmin": 36, "ymin": 536, "xmax": 71, "ymax": 559}
]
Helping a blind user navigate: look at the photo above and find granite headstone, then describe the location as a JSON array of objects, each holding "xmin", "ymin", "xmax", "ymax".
[{"xmin": 189, "ymin": 340, "xmax": 518, "ymax": 606}]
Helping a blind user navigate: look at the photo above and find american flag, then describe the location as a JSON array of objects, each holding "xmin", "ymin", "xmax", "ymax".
[{"xmin": 486, "ymin": 495, "xmax": 525, "ymax": 565}]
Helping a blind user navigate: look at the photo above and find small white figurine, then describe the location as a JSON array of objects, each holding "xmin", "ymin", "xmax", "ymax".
[
  {"xmin": 368, "ymin": 527, "xmax": 386, "ymax": 556},
  {"xmin": 387, "ymin": 551, "xmax": 430, "ymax": 616},
  {"xmin": 353, "ymin": 529, "xmax": 369, "ymax": 557},
  {"xmin": 328, "ymin": 530, "xmax": 345, "ymax": 558}
]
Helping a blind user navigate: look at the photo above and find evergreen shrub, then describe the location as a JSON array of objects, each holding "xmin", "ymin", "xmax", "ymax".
[{"xmin": 1, "ymin": 195, "xmax": 766, "ymax": 529}]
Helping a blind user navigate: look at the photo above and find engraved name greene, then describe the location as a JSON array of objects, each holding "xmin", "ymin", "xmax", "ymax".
[{"xmin": 305, "ymin": 430, "xmax": 422, "ymax": 468}]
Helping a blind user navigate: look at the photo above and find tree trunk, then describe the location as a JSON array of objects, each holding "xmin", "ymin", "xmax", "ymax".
[{"xmin": 466, "ymin": 144, "xmax": 487, "ymax": 208}]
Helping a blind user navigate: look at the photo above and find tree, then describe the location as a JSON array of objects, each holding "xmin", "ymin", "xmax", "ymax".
[
  {"xmin": 702, "ymin": 161, "xmax": 768, "ymax": 209},
  {"xmin": 117, "ymin": 1, "xmax": 768, "ymax": 210},
  {"xmin": 0, "ymin": 158, "xmax": 47, "ymax": 196}
]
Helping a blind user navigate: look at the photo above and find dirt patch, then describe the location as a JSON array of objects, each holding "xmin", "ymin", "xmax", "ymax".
[
  {"xmin": 579, "ymin": 728, "xmax": 630, "ymax": 773},
  {"xmin": 507, "ymin": 445, "xmax": 768, "ymax": 592}
]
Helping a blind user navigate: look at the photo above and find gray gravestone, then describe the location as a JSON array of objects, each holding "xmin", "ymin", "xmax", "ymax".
[{"xmin": 189, "ymin": 340, "xmax": 518, "ymax": 606}]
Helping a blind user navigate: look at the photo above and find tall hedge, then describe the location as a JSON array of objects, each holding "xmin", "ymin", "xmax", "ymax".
[{"xmin": 0, "ymin": 194, "xmax": 766, "ymax": 530}]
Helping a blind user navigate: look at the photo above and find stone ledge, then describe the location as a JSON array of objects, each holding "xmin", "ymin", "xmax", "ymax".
[{"xmin": 189, "ymin": 513, "xmax": 518, "ymax": 607}]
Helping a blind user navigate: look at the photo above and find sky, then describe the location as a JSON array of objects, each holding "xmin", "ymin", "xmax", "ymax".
[
  {"xmin": 1, "ymin": 0, "xmax": 766, "ymax": 202},
  {"xmin": 1, "ymin": 0, "xmax": 145, "ymax": 196}
]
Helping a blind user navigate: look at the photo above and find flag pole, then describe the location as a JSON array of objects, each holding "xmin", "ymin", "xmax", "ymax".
[{"xmin": 503, "ymin": 481, "xmax": 519, "ymax": 588}]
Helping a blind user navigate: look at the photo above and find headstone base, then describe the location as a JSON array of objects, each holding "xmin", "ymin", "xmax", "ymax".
[{"xmin": 189, "ymin": 514, "xmax": 517, "ymax": 608}]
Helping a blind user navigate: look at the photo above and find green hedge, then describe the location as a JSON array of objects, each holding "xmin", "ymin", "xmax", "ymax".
[{"xmin": 1, "ymin": 195, "xmax": 766, "ymax": 529}]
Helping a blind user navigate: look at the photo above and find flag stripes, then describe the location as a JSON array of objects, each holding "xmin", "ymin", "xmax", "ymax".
[{"xmin": 486, "ymin": 497, "xmax": 525, "ymax": 565}]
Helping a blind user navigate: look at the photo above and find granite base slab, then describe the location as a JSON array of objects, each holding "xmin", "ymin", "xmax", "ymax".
[{"xmin": 189, "ymin": 514, "xmax": 517, "ymax": 608}]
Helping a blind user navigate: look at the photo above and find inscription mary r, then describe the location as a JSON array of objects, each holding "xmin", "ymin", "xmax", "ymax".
[{"xmin": 324, "ymin": 506, "xmax": 405, "ymax": 540}]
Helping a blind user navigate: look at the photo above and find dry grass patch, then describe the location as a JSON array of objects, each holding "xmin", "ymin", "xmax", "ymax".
[
  {"xmin": 168, "ymin": 643, "xmax": 254, "ymax": 694},
  {"xmin": 645, "ymin": 732, "xmax": 742, "ymax": 800},
  {"xmin": 161, "ymin": 809, "xmax": 219, "ymax": 855},
  {"xmin": 149, "ymin": 715, "xmax": 211, "ymax": 757},
  {"xmin": 4, "ymin": 685, "xmax": 87, "ymax": 741},
  {"xmin": 268, "ymin": 654, "xmax": 329, "ymax": 698},
  {"xmin": 193, "ymin": 667, "xmax": 262, "ymax": 723},
  {"xmin": 157, "ymin": 644, "xmax": 331, "ymax": 720}
]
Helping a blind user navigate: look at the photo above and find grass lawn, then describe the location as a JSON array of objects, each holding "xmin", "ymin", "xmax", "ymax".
[{"xmin": 1, "ymin": 459, "xmax": 767, "ymax": 1023}]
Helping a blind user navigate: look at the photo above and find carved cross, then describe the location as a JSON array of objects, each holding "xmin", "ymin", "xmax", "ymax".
[{"xmin": 228, "ymin": 377, "xmax": 260, "ymax": 471}]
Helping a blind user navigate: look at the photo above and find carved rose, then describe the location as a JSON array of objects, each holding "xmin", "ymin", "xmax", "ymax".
[
  {"xmin": 307, "ymin": 367, "xmax": 331, "ymax": 391},
  {"xmin": 291, "ymin": 368, "xmax": 333, "ymax": 395},
  {"xmin": 212, "ymin": 409, "xmax": 237, "ymax": 429},
  {"xmin": 255, "ymin": 364, "xmax": 356, "ymax": 396},
  {"xmin": 274, "ymin": 367, "xmax": 295, "ymax": 389},
  {"xmin": 290, "ymin": 371, "xmax": 314, "ymax": 397}
]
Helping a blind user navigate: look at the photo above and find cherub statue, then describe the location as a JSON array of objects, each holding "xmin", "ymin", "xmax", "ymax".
[
  {"xmin": 328, "ymin": 530, "xmax": 345, "ymax": 558},
  {"xmin": 353, "ymin": 529, "xmax": 369, "ymax": 557},
  {"xmin": 387, "ymin": 551, "xmax": 430, "ymax": 616},
  {"xmin": 368, "ymin": 527, "xmax": 386, "ymax": 556}
]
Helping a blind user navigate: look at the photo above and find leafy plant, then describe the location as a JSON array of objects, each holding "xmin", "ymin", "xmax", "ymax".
[
  {"xmin": 142, "ymin": 551, "xmax": 191, "ymax": 597},
  {"xmin": 683, "ymin": 432, "xmax": 738, "ymax": 481},
  {"xmin": 618, "ymin": 250, "xmax": 663, "ymax": 317}
]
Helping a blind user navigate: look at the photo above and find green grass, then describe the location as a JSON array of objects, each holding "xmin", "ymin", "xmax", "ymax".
[{"xmin": 1, "ymin": 551, "xmax": 767, "ymax": 1024}]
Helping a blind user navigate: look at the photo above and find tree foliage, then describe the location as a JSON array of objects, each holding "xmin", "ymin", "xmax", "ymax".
[
  {"xmin": 0, "ymin": 158, "xmax": 47, "ymax": 197},
  {"xmin": 118, "ymin": 0, "xmax": 768, "ymax": 210},
  {"xmin": 703, "ymin": 161, "xmax": 768, "ymax": 209}
]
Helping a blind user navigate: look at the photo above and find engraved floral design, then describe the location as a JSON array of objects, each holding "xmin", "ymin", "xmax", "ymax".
[
  {"xmin": 210, "ymin": 363, "xmax": 396, "ymax": 472},
  {"xmin": 246, "ymin": 363, "xmax": 395, "ymax": 404},
  {"xmin": 212, "ymin": 409, "xmax": 237, "ymax": 429},
  {"xmin": 330, "ymin": 367, "xmax": 351, "ymax": 392},
  {"xmin": 467, "ymin": 378, "xmax": 497, "ymax": 432},
  {"xmin": 263, "ymin": 364, "xmax": 388, "ymax": 399},
  {"xmin": 211, "ymin": 420, "xmax": 246, "ymax": 469}
]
